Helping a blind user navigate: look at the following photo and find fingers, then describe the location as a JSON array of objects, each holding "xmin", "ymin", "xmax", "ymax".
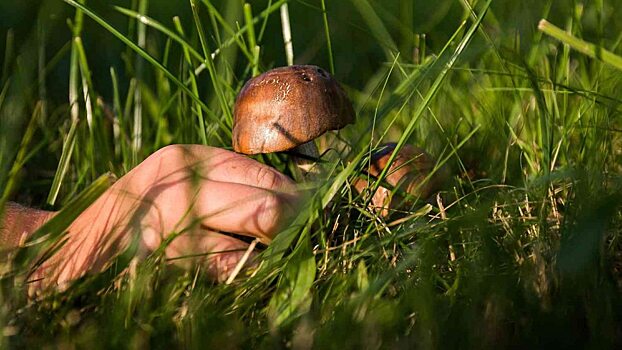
[
  {"xmin": 146, "ymin": 144, "xmax": 297, "ymax": 192},
  {"xmin": 199, "ymin": 232, "xmax": 257, "ymax": 283},
  {"xmin": 190, "ymin": 145, "xmax": 297, "ymax": 191},
  {"xmin": 138, "ymin": 145, "xmax": 301, "ymax": 241},
  {"xmin": 145, "ymin": 179, "xmax": 297, "ymax": 242},
  {"xmin": 28, "ymin": 145, "xmax": 297, "ymax": 293},
  {"xmin": 196, "ymin": 181, "xmax": 297, "ymax": 241},
  {"xmin": 144, "ymin": 227, "xmax": 257, "ymax": 283}
]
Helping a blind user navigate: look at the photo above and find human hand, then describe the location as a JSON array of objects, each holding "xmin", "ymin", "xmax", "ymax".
[{"xmin": 31, "ymin": 145, "xmax": 300, "ymax": 290}]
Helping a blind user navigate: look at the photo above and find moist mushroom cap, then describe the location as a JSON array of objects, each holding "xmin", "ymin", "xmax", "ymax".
[{"xmin": 232, "ymin": 65, "xmax": 355, "ymax": 154}]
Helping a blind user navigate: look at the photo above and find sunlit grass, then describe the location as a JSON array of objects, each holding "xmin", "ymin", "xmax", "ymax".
[{"xmin": 0, "ymin": 0, "xmax": 621, "ymax": 348}]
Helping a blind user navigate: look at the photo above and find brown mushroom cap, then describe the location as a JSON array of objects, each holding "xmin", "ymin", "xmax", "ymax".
[
  {"xmin": 354, "ymin": 143, "xmax": 447, "ymax": 216},
  {"xmin": 232, "ymin": 65, "xmax": 355, "ymax": 154}
]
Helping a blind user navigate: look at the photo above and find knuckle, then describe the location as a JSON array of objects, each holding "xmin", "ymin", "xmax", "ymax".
[
  {"xmin": 143, "ymin": 145, "xmax": 186, "ymax": 169},
  {"xmin": 153, "ymin": 144, "xmax": 184, "ymax": 160},
  {"xmin": 249, "ymin": 164, "xmax": 286, "ymax": 190}
]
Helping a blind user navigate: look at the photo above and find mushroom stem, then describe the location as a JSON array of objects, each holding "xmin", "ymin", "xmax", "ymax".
[{"xmin": 291, "ymin": 141, "xmax": 320, "ymax": 176}]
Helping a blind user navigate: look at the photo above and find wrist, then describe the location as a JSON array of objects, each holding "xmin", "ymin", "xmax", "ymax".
[{"xmin": 0, "ymin": 202, "xmax": 55, "ymax": 249}]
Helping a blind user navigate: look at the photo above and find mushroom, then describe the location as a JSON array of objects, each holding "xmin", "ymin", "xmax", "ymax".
[
  {"xmin": 232, "ymin": 65, "xmax": 355, "ymax": 175},
  {"xmin": 354, "ymin": 143, "xmax": 447, "ymax": 217}
]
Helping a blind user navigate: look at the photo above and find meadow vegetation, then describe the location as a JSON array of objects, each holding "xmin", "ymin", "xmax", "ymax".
[{"xmin": 0, "ymin": 0, "xmax": 621, "ymax": 348}]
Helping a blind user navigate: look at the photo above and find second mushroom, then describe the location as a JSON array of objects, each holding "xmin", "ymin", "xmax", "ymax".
[{"xmin": 354, "ymin": 143, "xmax": 447, "ymax": 217}]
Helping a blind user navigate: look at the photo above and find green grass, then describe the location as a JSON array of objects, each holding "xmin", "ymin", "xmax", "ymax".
[{"xmin": 1, "ymin": 0, "xmax": 622, "ymax": 348}]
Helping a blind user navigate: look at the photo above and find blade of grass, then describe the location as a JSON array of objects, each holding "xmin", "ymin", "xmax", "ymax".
[
  {"xmin": 199, "ymin": 0, "xmax": 254, "ymax": 62},
  {"xmin": 538, "ymin": 19, "xmax": 622, "ymax": 71},
  {"xmin": 61, "ymin": 0, "xmax": 232, "ymax": 138},
  {"xmin": 225, "ymin": 0, "xmax": 288, "ymax": 48},
  {"xmin": 114, "ymin": 6, "xmax": 206, "ymax": 64},
  {"xmin": 37, "ymin": 19, "xmax": 47, "ymax": 121},
  {"xmin": 319, "ymin": 0, "xmax": 334, "ymax": 74},
  {"xmin": 244, "ymin": 3, "xmax": 260, "ymax": 75},
  {"xmin": 370, "ymin": 27, "xmax": 462, "ymax": 148},
  {"xmin": 349, "ymin": 0, "xmax": 398, "ymax": 59},
  {"xmin": 117, "ymin": 0, "xmax": 287, "ymax": 77},
  {"xmin": 206, "ymin": 0, "xmax": 222, "ymax": 47},
  {"xmin": 110, "ymin": 67, "xmax": 125, "ymax": 161},
  {"xmin": 367, "ymin": 0, "xmax": 491, "ymax": 206},
  {"xmin": 279, "ymin": 2, "xmax": 294, "ymax": 66},
  {"xmin": 260, "ymin": 150, "xmax": 368, "ymax": 325},
  {"xmin": 173, "ymin": 17, "xmax": 208, "ymax": 145},
  {"xmin": 0, "ymin": 103, "xmax": 42, "ymax": 211},
  {"xmin": 0, "ymin": 82, "xmax": 9, "ymax": 119},
  {"xmin": 47, "ymin": 1, "xmax": 86, "ymax": 207},
  {"xmin": 75, "ymin": 36, "xmax": 98, "ymax": 178},
  {"xmin": 46, "ymin": 118, "xmax": 79, "ymax": 207},
  {"xmin": 262, "ymin": 148, "xmax": 366, "ymax": 266},
  {"xmin": 116, "ymin": 1, "xmax": 285, "ymax": 80},
  {"xmin": 190, "ymin": 0, "xmax": 234, "ymax": 128},
  {"xmin": 14, "ymin": 173, "xmax": 115, "ymax": 279},
  {"xmin": 132, "ymin": 0, "xmax": 148, "ymax": 165},
  {"xmin": 268, "ymin": 230, "xmax": 315, "ymax": 327}
]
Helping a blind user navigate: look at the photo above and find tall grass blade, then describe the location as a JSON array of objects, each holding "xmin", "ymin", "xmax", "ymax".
[
  {"xmin": 46, "ymin": 118, "xmax": 79, "ymax": 206},
  {"xmin": 320, "ymin": 0, "xmax": 334, "ymax": 74},
  {"xmin": 191, "ymin": 0, "xmax": 234, "ymax": 128},
  {"xmin": 244, "ymin": 3, "xmax": 261, "ymax": 75},
  {"xmin": 173, "ymin": 17, "xmax": 208, "ymax": 145},
  {"xmin": 114, "ymin": 7, "xmax": 205, "ymax": 64},
  {"xmin": 539, "ymin": 19, "xmax": 622, "ymax": 71},
  {"xmin": 268, "ymin": 231, "xmax": 315, "ymax": 327},
  {"xmin": 37, "ymin": 19, "xmax": 47, "ymax": 121},
  {"xmin": 199, "ymin": 0, "xmax": 254, "ymax": 61},
  {"xmin": 0, "ymin": 103, "xmax": 42, "ymax": 210},
  {"xmin": 14, "ymin": 173, "xmax": 115, "ymax": 278},
  {"xmin": 349, "ymin": 0, "xmax": 398, "ymax": 58},
  {"xmin": 46, "ymin": 1, "xmax": 86, "ymax": 206},
  {"xmin": 368, "ymin": 0, "xmax": 491, "ymax": 202},
  {"xmin": 61, "ymin": 0, "xmax": 231, "ymax": 137},
  {"xmin": 279, "ymin": 2, "xmax": 294, "ymax": 66},
  {"xmin": 132, "ymin": 0, "xmax": 148, "ymax": 165},
  {"xmin": 110, "ymin": 67, "xmax": 124, "ymax": 160}
]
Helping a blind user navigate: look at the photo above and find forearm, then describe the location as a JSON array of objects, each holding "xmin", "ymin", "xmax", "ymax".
[{"xmin": 0, "ymin": 202, "xmax": 54, "ymax": 249}]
